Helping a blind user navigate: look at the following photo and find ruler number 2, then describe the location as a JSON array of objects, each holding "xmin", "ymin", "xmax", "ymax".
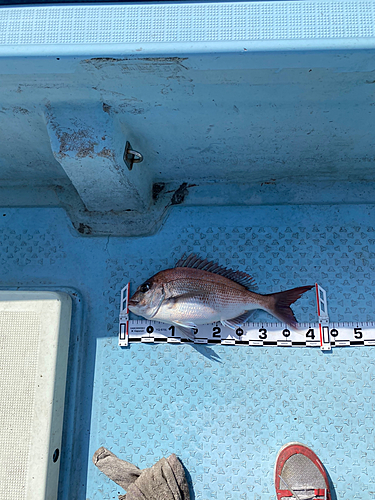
[{"xmin": 213, "ymin": 326, "xmax": 221, "ymax": 337}]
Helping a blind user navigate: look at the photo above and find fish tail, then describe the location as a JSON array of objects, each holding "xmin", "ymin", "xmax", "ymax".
[{"xmin": 266, "ymin": 285, "xmax": 314, "ymax": 328}]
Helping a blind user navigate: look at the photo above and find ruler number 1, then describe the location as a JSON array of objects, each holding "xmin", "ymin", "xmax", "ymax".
[{"xmin": 168, "ymin": 325, "xmax": 198, "ymax": 337}]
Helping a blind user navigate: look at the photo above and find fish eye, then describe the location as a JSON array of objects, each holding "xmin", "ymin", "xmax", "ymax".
[{"xmin": 139, "ymin": 282, "xmax": 151, "ymax": 293}]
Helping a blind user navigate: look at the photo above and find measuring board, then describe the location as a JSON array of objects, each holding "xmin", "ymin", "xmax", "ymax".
[{"xmin": 119, "ymin": 283, "xmax": 375, "ymax": 350}]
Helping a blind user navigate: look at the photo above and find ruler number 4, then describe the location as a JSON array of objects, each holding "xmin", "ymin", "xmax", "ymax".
[{"xmin": 306, "ymin": 329, "xmax": 315, "ymax": 340}]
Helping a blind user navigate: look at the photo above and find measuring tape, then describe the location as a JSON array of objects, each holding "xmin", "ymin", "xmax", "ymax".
[{"xmin": 119, "ymin": 283, "xmax": 375, "ymax": 351}]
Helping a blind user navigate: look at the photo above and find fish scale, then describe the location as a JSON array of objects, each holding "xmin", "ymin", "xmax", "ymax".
[{"xmin": 159, "ymin": 275, "xmax": 253, "ymax": 323}]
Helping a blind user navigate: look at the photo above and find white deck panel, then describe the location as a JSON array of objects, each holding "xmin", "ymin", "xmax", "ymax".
[
  {"xmin": 0, "ymin": 291, "xmax": 71, "ymax": 500},
  {"xmin": 0, "ymin": 1, "xmax": 375, "ymax": 56}
]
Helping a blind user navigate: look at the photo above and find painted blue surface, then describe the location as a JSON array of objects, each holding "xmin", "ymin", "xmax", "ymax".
[
  {"xmin": 1, "ymin": 5, "xmax": 375, "ymax": 236},
  {"xmin": 1, "ymin": 204, "xmax": 375, "ymax": 499},
  {"xmin": 1, "ymin": 2, "xmax": 375, "ymax": 498}
]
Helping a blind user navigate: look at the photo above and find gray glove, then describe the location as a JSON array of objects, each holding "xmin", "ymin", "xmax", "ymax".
[{"xmin": 93, "ymin": 447, "xmax": 190, "ymax": 500}]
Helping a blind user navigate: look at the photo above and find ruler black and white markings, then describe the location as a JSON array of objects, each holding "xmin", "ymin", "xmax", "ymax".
[{"xmin": 118, "ymin": 283, "xmax": 375, "ymax": 350}]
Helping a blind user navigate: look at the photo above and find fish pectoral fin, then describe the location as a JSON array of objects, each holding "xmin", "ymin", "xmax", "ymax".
[
  {"xmin": 221, "ymin": 320, "xmax": 236, "ymax": 330},
  {"xmin": 221, "ymin": 311, "xmax": 256, "ymax": 330},
  {"xmin": 174, "ymin": 320, "xmax": 198, "ymax": 328},
  {"xmin": 173, "ymin": 321, "xmax": 198, "ymax": 341}
]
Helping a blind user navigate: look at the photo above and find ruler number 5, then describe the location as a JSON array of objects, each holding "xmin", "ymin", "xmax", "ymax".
[{"xmin": 354, "ymin": 327, "xmax": 362, "ymax": 339}]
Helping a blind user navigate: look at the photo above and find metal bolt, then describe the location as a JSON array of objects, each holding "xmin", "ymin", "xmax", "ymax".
[{"xmin": 123, "ymin": 141, "xmax": 143, "ymax": 171}]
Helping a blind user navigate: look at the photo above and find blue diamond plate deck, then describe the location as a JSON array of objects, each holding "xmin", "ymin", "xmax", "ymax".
[{"xmin": 1, "ymin": 205, "xmax": 375, "ymax": 499}]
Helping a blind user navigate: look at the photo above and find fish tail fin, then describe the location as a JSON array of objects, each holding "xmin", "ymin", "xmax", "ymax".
[{"xmin": 266, "ymin": 285, "xmax": 314, "ymax": 328}]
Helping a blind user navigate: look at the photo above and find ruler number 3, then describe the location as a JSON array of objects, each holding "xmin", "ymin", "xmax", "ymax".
[{"xmin": 259, "ymin": 328, "xmax": 267, "ymax": 339}]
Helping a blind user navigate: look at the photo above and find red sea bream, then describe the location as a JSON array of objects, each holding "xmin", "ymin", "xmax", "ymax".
[{"xmin": 128, "ymin": 254, "xmax": 313, "ymax": 338}]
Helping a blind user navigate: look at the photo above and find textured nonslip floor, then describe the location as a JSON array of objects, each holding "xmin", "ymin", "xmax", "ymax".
[{"xmin": 1, "ymin": 204, "xmax": 375, "ymax": 500}]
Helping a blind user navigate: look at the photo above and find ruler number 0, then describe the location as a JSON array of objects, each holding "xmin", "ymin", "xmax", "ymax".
[{"xmin": 236, "ymin": 327, "xmax": 244, "ymax": 337}]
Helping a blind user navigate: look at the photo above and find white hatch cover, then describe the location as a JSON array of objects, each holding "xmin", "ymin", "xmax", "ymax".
[{"xmin": 0, "ymin": 291, "xmax": 71, "ymax": 500}]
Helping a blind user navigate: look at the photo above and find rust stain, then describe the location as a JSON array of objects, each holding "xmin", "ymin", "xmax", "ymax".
[
  {"xmin": 46, "ymin": 104, "xmax": 100, "ymax": 159},
  {"xmin": 76, "ymin": 223, "xmax": 92, "ymax": 235},
  {"xmin": 75, "ymin": 144, "xmax": 96, "ymax": 158},
  {"xmin": 102, "ymin": 103, "xmax": 111, "ymax": 114},
  {"xmin": 84, "ymin": 57, "xmax": 126, "ymax": 63},
  {"xmin": 97, "ymin": 147, "xmax": 115, "ymax": 159},
  {"xmin": 57, "ymin": 130, "xmax": 97, "ymax": 158},
  {"xmin": 82, "ymin": 56, "xmax": 188, "ymax": 71},
  {"xmin": 142, "ymin": 57, "xmax": 188, "ymax": 64},
  {"xmin": 13, "ymin": 106, "xmax": 30, "ymax": 114},
  {"xmin": 169, "ymin": 182, "xmax": 196, "ymax": 206},
  {"xmin": 261, "ymin": 179, "xmax": 277, "ymax": 186},
  {"xmin": 152, "ymin": 182, "xmax": 165, "ymax": 201}
]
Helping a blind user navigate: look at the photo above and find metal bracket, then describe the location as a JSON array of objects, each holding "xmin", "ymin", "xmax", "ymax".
[
  {"xmin": 119, "ymin": 283, "xmax": 130, "ymax": 346},
  {"xmin": 315, "ymin": 283, "xmax": 331, "ymax": 351},
  {"xmin": 124, "ymin": 141, "xmax": 143, "ymax": 171},
  {"xmin": 46, "ymin": 105, "xmax": 150, "ymax": 213}
]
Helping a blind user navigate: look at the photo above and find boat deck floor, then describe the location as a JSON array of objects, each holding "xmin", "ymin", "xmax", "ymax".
[{"xmin": 2, "ymin": 204, "xmax": 374, "ymax": 500}]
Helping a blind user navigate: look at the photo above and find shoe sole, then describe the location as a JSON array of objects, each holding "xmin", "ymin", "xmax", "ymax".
[{"xmin": 274, "ymin": 442, "xmax": 331, "ymax": 500}]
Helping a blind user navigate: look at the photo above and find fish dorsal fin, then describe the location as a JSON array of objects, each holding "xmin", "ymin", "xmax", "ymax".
[{"xmin": 175, "ymin": 253, "xmax": 257, "ymax": 291}]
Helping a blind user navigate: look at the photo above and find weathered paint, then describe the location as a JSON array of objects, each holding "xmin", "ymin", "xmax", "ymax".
[
  {"xmin": 45, "ymin": 103, "xmax": 151, "ymax": 212},
  {"xmin": 0, "ymin": 36, "xmax": 375, "ymax": 235}
]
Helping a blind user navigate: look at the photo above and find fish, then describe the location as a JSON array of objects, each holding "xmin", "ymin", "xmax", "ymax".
[{"xmin": 128, "ymin": 254, "xmax": 314, "ymax": 338}]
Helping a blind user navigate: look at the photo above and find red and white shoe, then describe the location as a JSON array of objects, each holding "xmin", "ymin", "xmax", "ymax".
[{"xmin": 275, "ymin": 442, "xmax": 331, "ymax": 500}]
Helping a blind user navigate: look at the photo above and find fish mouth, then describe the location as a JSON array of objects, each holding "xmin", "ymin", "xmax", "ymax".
[{"xmin": 128, "ymin": 298, "xmax": 140, "ymax": 309}]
